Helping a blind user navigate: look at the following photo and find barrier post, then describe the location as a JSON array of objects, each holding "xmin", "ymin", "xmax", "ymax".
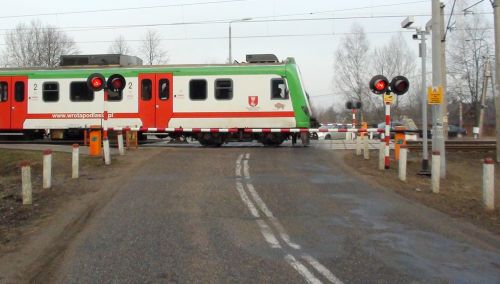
[
  {"xmin": 379, "ymin": 141, "xmax": 385, "ymax": 170},
  {"xmin": 363, "ymin": 135, "xmax": 370, "ymax": 160},
  {"xmin": 103, "ymin": 90, "xmax": 111, "ymax": 165},
  {"xmin": 20, "ymin": 161, "xmax": 32, "ymax": 205},
  {"xmin": 117, "ymin": 131, "xmax": 125, "ymax": 156},
  {"xmin": 355, "ymin": 134, "xmax": 362, "ymax": 156},
  {"xmin": 384, "ymin": 102, "xmax": 391, "ymax": 169},
  {"xmin": 399, "ymin": 146, "xmax": 408, "ymax": 182},
  {"xmin": 43, "ymin": 149, "xmax": 52, "ymax": 189},
  {"xmin": 483, "ymin": 158, "xmax": 495, "ymax": 210},
  {"xmin": 432, "ymin": 151, "xmax": 440, "ymax": 193},
  {"xmin": 72, "ymin": 144, "xmax": 79, "ymax": 179}
]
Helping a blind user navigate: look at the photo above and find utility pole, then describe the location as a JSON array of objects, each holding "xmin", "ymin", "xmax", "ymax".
[
  {"xmin": 478, "ymin": 57, "xmax": 492, "ymax": 137},
  {"xmin": 432, "ymin": 0, "xmax": 446, "ymax": 177},
  {"xmin": 440, "ymin": 3, "xmax": 448, "ymax": 139},
  {"xmin": 458, "ymin": 100, "xmax": 463, "ymax": 138},
  {"xmin": 493, "ymin": 0, "xmax": 500, "ymax": 162}
]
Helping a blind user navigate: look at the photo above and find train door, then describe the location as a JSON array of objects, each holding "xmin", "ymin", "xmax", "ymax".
[
  {"xmin": 0, "ymin": 76, "xmax": 28, "ymax": 130},
  {"xmin": 10, "ymin": 77, "xmax": 28, "ymax": 129},
  {"xmin": 138, "ymin": 73, "xmax": 173, "ymax": 128},
  {"xmin": 0, "ymin": 77, "xmax": 11, "ymax": 129}
]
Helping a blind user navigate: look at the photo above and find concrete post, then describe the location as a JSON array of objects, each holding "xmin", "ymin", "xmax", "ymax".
[
  {"xmin": 432, "ymin": 151, "xmax": 440, "ymax": 193},
  {"xmin": 363, "ymin": 135, "xmax": 370, "ymax": 160},
  {"xmin": 72, "ymin": 144, "xmax": 79, "ymax": 179},
  {"xmin": 43, "ymin": 149, "xmax": 52, "ymax": 189},
  {"xmin": 355, "ymin": 135, "xmax": 362, "ymax": 156},
  {"xmin": 103, "ymin": 138, "xmax": 111, "ymax": 165},
  {"xmin": 399, "ymin": 146, "xmax": 408, "ymax": 182},
  {"xmin": 483, "ymin": 158, "xmax": 495, "ymax": 210},
  {"xmin": 379, "ymin": 141, "xmax": 385, "ymax": 171},
  {"xmin": 117, "ymin": 132, "xmax": 125, "ymax": 156},
  {"xmin": 20, "ymin": 161, "xmax": 32, "ymax": 205},
  {"xmin": 493, "ymin": 0, "xmax": 500, "ymax": 162}
]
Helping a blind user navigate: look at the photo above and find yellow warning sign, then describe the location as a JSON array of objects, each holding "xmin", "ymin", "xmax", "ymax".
[
  {"xmin": 383, "ymin": 93, "xmax": 394, "ymax": 104},
  {"xmin": 427, "ymin": 86, "xmax": 443, "ymax": 104}
]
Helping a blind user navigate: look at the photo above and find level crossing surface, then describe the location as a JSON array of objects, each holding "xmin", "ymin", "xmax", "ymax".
[{"xmin": 37, "ymin": 145, "xmax": 499, "ymax": 283}]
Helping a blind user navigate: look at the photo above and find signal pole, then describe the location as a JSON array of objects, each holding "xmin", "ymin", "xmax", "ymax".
[
  {"xmin": 440, "ymin": 3, "xmax": 448, "ymax": 139},
  {"xmin": 493, "ymin": 0, "xmax": 500, "ymax": 162},
  {"xmin": 432, "ymin": 0, "xmax": 446, "ymax": 177}
]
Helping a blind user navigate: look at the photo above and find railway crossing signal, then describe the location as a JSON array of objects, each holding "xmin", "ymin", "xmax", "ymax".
[
  {"xmin": 390, "ymin": 76, "xmax": 410, "ymax": 95},
  {"xmin": 369, "ymin": 75, "xmax": 389, "ymax": 95},
  {"xmin": 107, "ymin": 74, "xmax": 126, "ymax": 93},
  {"xmin": 86, "ymin": 73, "xmax": 127, "ymax": 92},
  {"xmin": 345, "ymin": 101, "xmax": 362, "ymax": 110},
  {"xmin": 87, "ymin": 73, "xmax": 105, "ymax": 92}
]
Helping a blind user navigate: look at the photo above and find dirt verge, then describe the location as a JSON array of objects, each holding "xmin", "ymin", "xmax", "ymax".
[{"xmin": 343, "ymin": 150, "xmax": 500, "ymax": 234}]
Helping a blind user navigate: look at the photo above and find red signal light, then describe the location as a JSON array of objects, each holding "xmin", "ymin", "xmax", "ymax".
[
  {"xmin": 107, "ymin": 74, "xmax": 126, "ymax": 92},
  {"xmin": 91, "ymin": 77, "xmax": 103, "ymax": 89},
  {"xmin": 86, "ymin": 73, "xmax": 105, "ymax": 92},
  {"xmin": 374, "ymin": 80, "xmax": 387, "ymax": 92},
  {"xmin": 111, "ymin": 78, "xmax": 123, "ymax": 90},
  {"xmin": 369, "ymin": 75, "xmax": 389, "ymax": 95}
]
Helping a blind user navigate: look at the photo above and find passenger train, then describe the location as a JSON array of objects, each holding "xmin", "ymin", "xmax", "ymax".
[{"xmin": 0, "ymin": 54, "xmax": 318, "ymax": 146}]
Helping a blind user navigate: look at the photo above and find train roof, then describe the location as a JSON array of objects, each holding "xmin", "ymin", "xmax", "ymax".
[{"xmin": 0, "ymin": 58, "xmax": 298, "ymax": 79}]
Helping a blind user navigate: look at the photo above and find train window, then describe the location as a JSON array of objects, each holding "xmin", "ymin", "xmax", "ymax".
[
  {"xmin": 70, "ymin": 82, "xmax": 94, "ymax": 102},
  {"xmin": 159, "ymin": 79, "xmax": 169, "ymax": 100},
  {"xmin": 189, "ymin": 79, "xmax": 207, "ymax": 100},
  {"xmin": 141, "ymin": 79, "xmax": 152, "ymax": 101},
  {"xmin": 271, "ymin": 79, "xmax": 289, "ymax": 100},
  {"xmin": 43, "ymin": 82, "xmax": 59, "ymax": 102},
  {"xmin": 0, "ymin": 82, "xmax": 7, "ymax": 102},
  {"xmin": 215, "ymin": 79, "xmax": 233, "ymax": 100},
  {"xmin": 14, "ymin": 82, "xmax": 25, "ymax": 102}
]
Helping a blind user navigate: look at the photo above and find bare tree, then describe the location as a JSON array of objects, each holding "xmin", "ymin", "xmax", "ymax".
[
  {"xmin": 5, "ymin": 20, "xmax": 78, "ymax": 67},
  {"xmin": 333, "ymin": 24, "xmax": 372, "ymax": 120},
  {"xmin": 447, "ymin": 11, "xmax": 493, "ymax": 125},
  {"xmin": 108, "ymin": 35, "xmax": 132, "ymax": 55},
  {"xmin": 140, "ymin": 30, "xmax": 167, "ymax": 65}
]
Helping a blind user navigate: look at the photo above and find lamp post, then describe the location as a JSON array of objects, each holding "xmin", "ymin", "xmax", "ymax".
[
  {"xmin": 228, "ymin": 18, "xmax": 252, "ymax": 63},
  {"xmin": 402, "ymin": 16, "xmax": 431, "ymax": 174}
]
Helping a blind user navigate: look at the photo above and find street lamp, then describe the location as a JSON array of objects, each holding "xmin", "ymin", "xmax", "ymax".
[
  {"xmin": 402, "ymin": 16, "xmax": 432, "ymax": 174},
  {"xmin": 228, "ymin": 17, "xmax": 252, "ymax": 63}
]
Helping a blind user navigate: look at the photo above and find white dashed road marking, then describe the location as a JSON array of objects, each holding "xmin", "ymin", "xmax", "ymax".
[{"xmin": 234, "ymin": 153, "xmax": 343, "ymax": 284}]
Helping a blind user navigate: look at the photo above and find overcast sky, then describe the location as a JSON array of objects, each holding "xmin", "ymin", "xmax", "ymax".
[{"xmin": 0, "ymin": 0, "xmax": 495, "ymax": 109}]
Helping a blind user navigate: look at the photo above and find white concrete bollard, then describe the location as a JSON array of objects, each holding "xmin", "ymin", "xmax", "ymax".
[
  {"xmin": 432, "ymin": 151, "xmax": 440, "ymax": 193},
  {"xmin": 103, "ymin": 138, "xmax": 111, "ymax": 165},
  {"xmin": 363, "ymin": 135, "xmax": 370, "ymax": 160},
  {"xmin": 20, "ymin": 161, "xmax": 32, "ymax": 205},
  {"xmin": 399, "ymin": 146, "xmax": 408, "ymax": 182},
  {"xmin": 72, "ymin": 144, "xmax": 79, "ymax": 179},
  {"xmin": 345, "ymin": 132, "xmax": 352, "ymax": 141},
  {"xmin": 483, "ymin": 158, "xmax": 495, "ymax": 210},
  {"xmin": 355, "ymin": 135, "xmax": 362, "ymax": 156},
  {"xmin": 379, "ymin": 141, "xmax": 385, "ymax": 170},
  {"xmin": 43, "ymin": 149, "xmax": 52, "ymax": 189},
  {"xmin": 369, "ymin": 132, "xmax": 373, "ymax": 140},
  {"xmin": 117, "ymin": 132, "xmax": 125, "ymax": 156}
]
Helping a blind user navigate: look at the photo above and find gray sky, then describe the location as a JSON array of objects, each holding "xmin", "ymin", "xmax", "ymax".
[{"xmin": 0, "ymin": 0, "xmax": 495, "ymax": 109}]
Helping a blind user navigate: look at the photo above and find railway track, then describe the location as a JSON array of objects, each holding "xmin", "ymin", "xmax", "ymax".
[{"xmin": 406, "ymin": 140, "xmax": 496, "ymax": 151}]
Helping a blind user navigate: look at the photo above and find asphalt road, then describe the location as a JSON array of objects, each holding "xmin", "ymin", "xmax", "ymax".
[{"xmin": 44, "ymin": 142, "xmax": 500, "ymax": 283}]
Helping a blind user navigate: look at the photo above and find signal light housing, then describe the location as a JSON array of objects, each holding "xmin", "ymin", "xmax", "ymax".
[
  {"xmin": 345, "ymin": 101, "xmax": 362, "ymax": 110},
  {"xmin": 107, "ymin": 74, "xmax": 126, "ymax": 92},
  {"xmin": 87, "ymin": 73, "xmax": 105, "ymax": 92},
  {"xmin": 390, "ymin": 76, "xmax": 410, "ymax": 95},
  {"xmin": 369, "ymin": 75, "xmax": 389, "ymax": 95}
]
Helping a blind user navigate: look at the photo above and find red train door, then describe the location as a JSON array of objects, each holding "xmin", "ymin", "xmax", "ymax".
[
  {"xmin": 10, "ymin": 76, "xmax": 28, "ymax": 129},
  {"xmin": 138, "ymin": 73, "xmax": 173, "ymax": 128},
  {"xmin": 0, "ymin": 77, "xmax": 11, "ymax": 129},
  {"xmin": 0, "ymin": 76, "xmax": 28, "ymax": 130}
]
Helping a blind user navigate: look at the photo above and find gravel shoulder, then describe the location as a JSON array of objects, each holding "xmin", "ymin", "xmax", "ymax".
[{"xmin": 343, "ymin": 149, "xmax": 500, "ymax": 234}]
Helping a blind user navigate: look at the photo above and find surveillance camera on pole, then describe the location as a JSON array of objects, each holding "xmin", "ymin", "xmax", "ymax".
[{"xmin": 401, "ymin": 16, "xmax": 415, "ymax": 29}]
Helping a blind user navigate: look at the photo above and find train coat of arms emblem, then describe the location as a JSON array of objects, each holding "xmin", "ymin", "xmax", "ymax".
[{"xmin": 248, "ymin": 96, "xmax": 259, "ymax": 107}]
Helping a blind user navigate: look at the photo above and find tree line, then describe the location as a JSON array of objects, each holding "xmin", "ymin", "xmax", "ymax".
[{"xmin": 1, "ymin": 20, "xmax": 168, "ymax": 68}]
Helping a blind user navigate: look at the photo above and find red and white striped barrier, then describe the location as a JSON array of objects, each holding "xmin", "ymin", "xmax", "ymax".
[{"xmin": 108, "ymin": 127, "xmax": 385, "ymax": 134}]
